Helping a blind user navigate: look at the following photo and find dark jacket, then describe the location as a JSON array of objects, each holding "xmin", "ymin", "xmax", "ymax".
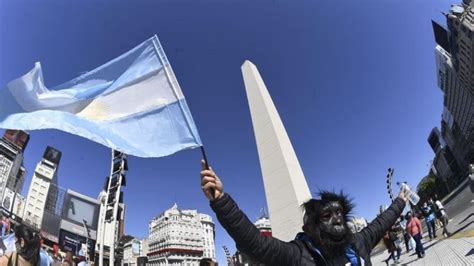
[
  {"xmin": 383, "ymin": 231, "xmax": 399, "ymax": 253},
  {"xmin": 211, "ymin": 193, "xmax": 405, "ymax": 266}
]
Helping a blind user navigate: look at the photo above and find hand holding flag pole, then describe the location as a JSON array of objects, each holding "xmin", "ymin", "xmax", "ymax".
[{"xmin": 200, "ymin": 146, "xmax": 222, "ymax": 201}]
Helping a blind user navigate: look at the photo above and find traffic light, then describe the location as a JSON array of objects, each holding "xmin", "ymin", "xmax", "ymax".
[
  {"xmin": 105, "ymin": 209, "xmax": 114, "ymax": 221},
  {"xmin": 386, "ymin": 168, "xmax": 394, "ymax": 201},
  {"xmin": 113, "ymin": 150, "xmax": 124, "ymax": 158}
]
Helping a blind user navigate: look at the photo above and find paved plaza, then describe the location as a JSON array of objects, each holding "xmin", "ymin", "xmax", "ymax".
[
  {"xmin": 372, "ymin": 236, "xmax": 474, "ymax": 265},
  {"xmin": 372, "ymin": 182, "xmax": 474, "ymax": 265}
]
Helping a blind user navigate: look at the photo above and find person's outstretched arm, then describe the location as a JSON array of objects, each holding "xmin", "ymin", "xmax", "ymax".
[
  {"xmin": 356, "ymin": 188, "xmax": 407, "ymax": 252},
  {"xmin": 200, "ymin": 160, "xmax": 301, "ymax": 266}
]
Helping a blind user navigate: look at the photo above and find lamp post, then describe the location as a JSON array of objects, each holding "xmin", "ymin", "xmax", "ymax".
[
  {"xmin": 386, "ymin": 168, "xmax": 395, "ymax": 202},
  {"xmin": 82, "ymin": 219, "xmax": 91, "ymax": 264}
]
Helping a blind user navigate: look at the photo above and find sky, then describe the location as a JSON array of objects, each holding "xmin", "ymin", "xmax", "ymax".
[{"xmin": 0, "ymin": 0, "xmax": 454, "ymax": 263}]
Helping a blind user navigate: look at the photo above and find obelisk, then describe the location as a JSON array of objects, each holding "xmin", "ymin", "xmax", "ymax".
[{"xmin": 241, "ymin": 60, "xmax": 312, "ymax": 241}]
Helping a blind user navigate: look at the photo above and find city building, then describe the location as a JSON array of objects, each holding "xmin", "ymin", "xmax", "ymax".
[
  {"xmin": 435, "ymin": 45, "xmax": 474, "ymax": 175},
  {"xmin": 348, "ymin": 217, "xmax": 368, "ymax": 233},
  {"xmin": 147, "ymin": 203, "xmax": 216, "ymax": 266},
  {"xmin": 11, "ymin": 193, "xmax": 26, "ymax": 219},
  {"xmin": 0, "ymin": 130, "xmax": 29, "ymax": 215},
  {"xmin": 446, "ymin": 1, "xmax": 474, "ymax": 91},
  {"xmin": 123, "ymin": 237, "xmax": 148, "ymax": 266},
  {"xmin": 431, "ymin": 0, "xmax": 474, "ymax": 186},
  {"xmin": 254, "ymin": 216, "xmax": 272, "ymax": 237},
  {"xmin": 141, "ymin": 238, "xmax": 149, "ymax": 259},
  {"xmin": 241, "ymin": 60, "xmax": 312, "ymax": 241},
  {"xmin": 57, "ymin": 189, "xmax": 100, "ymax": 256},
  {"xmin": 23, "ymin": 146, "xmax": 61, "ymax": 229},
  {"xmin": 35, "ymin": 181, "xmax": 101, "ymax": 260},
  {"xmin": 427, "ymin": 126, "xmax": 459, "ymax": 184}
]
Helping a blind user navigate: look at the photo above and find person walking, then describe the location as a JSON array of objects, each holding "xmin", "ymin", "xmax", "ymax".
[
  {"xmin": 435, "ymin": 198, "xmax": 450, "ymax": 237},
  {"xmin": 382, "ymin": 228, "xmax": 401, "ymax": 265},
  {"xmin": 405, "ymin": 211, "xmax": 425, "ymax": 259},
  {"xmin": 61, "ymin": 251, "xmax": 75, "ymax": 266},
  {"xmin": 39, "ymin": 238, "xmax": 53, "ymax": 266},
  {"xmin": 421, "ymin": 202, "xmax": 436, "ymax": 240},
  {"xmin": 0, "ymin": 216, "xmax": 5, "ymax": 237},
  {"xmin": 398, "ymin": 215, "xmax": 413, "ymax": 253}
]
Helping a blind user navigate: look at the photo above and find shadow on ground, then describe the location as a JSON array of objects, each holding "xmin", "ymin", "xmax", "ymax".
[
  {"xmin": 458, "ymin": 212, "xmax": 473, "ymax": 225},
  {"xmin": 466, "ymin": 248, "xmax": 474, "ymax": 257}
]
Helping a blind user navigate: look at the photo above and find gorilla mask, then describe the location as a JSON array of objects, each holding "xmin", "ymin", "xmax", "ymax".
[{"xmin": 303, "ymin": 191, "xmax": 355, "ymax": 259}]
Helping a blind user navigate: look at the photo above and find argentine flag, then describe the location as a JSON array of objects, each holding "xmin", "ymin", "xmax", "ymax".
[{"xmin": 0, "ymin": 35, "xmax": 202, "ymax": 158}]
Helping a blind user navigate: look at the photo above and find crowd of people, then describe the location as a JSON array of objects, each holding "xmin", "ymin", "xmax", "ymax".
[
  {"xmin": 0, "ymin": 219, "xmax": 90, "ymax": 266},
  {"xmin": 381, "ymin": 195, "xmax": 451, "ymax": 265}
]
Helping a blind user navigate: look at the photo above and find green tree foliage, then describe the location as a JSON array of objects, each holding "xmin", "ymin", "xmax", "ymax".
[{"xmin": 417, "ymin": 172, "xmax": 438, "ymax": 203}]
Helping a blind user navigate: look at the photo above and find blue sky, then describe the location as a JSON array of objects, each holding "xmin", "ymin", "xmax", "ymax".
[{"xmin": 0, "ymin": 0, "xmax": 452, "ymax": 263}]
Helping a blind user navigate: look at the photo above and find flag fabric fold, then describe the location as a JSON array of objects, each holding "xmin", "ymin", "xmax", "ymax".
[{"xmin": 0, "ymin": 35, "xmax": 202, "ymax": 158}]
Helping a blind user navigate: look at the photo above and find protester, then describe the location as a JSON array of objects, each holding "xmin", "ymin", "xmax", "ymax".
[
  {"xmin": 382, "ymin": 227, "xmax": 401, "ymax": 265},
  {"xmin": 421, "ymin": 201, "xmax": 436, "ymax": 240},
  {"xmin": 398, "ymin": 215, "xmax": 413, "ymax": 253},
  {"xmin": 3, "ymin": 218, "xmax": 10, "ymax": 236},
  {"xmin": 39, "ymin": 238, "xmax": 53, "ymax": 266},
  {"xmin": 61, "ymin": 251, "xmax": 75, "ymax": 266},
  {"xmin": 52, "ymin": 255, "xmax": 63, "ymax": 266},
  {"xmin": 405, "ymin": 211, "xmax": 425, "ymax": 258},
  {"xmin": 199, "ymin": 258, "xmax": 217, "ymax": 266},
  {"xmin": 0, "ymin": 225, "xmax": 41, "ymax": 266},
  {"xmin": 435, "ymin": 198, "xmax": 450, "ymax": 237},
  {"xmin": 200, "ymin": 160, "xmax": 408, "ymax": 265},
  {"xmin": 0, "ymin": 216, "xmax": 4, "ymax": 237},
  {"xmin": 76, "ymin": 249, "xmax": 88, "ymax": 266}
]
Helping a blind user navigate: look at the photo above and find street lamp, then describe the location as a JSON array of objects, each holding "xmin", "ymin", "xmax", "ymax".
[
  {"xmin": 386, "ymin": 168, "xmax": 395, "ymax": 202},
  {"xmin": 82, "ymin": 219, "xmax": 91, "ymax": 264}
]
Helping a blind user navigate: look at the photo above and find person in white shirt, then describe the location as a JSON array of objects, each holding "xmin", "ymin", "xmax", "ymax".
[{"xmin": 435, "ymin": 199, "xmax": 450, "ymax": 237}]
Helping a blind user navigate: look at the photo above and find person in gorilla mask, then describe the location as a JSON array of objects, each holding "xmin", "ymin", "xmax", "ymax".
[{"xmin": 200, "ymin": 160, "xmax": 408, "ymax": 266}]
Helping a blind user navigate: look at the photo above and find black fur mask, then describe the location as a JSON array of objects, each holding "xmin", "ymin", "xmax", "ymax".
[{"xmin": 302, "ymin": 191, "xmax": 355, "ymax": 259}]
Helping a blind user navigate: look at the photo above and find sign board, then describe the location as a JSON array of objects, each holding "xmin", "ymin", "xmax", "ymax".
[
  {"xmin": 62, "ymin": 191, "xmax": 100, "ymax": 231},
  {"xmin": 3, "ymin": 130, "xmax": 29, "ymax": 152},
  {"xmin": 1, "ymin": 188, "xmax": 15, "ymax": 213},
  {"xmin": 43, "ymin": 146, "xmax": 62, "ymax": 165}
]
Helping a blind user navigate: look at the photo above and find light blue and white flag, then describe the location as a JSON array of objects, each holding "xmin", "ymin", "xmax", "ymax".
[
  {"xmin": 0, "ymin": 35, "xmax": 202, "ymax": 157},
  {"xmin": 1, "ymin": 233, "xmax": 16, "ymax": 253}
]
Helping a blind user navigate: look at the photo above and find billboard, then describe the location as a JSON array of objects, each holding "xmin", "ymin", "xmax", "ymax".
[
  {"xmin": 59, "ymin": 229, "xmax": 95, "ymax": 257},
  {"xmin": 132, "ymin": 240, "xmax": 141, "ymax": 255},
  {"xmin": 1, "ymin": 188, "xmax": 15, "ymax": 212},
  {"xmin": 62, "ymin": 192, "xmax": 99, "ymax": 230},
  {"xmin": 3, "ymin": 130, "xmax": 29, "ymax": 152},
  {"xmin": 43, "ymin": 146, "xmax": 62, "ymax": 165}
]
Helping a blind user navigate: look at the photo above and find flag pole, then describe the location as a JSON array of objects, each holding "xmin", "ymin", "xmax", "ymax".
[
  {"xmin": 200, "ymin": 146, "xmax": 210, "ymax": 170},
  {"xmin": 200, "ymin": 146, "xmax": 215, "ymax": 199}
]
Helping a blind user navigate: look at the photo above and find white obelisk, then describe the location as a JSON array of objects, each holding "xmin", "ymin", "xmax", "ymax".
[{"xmin": 241, "ymin": 60, "xmax": 312, "ymax": 241}]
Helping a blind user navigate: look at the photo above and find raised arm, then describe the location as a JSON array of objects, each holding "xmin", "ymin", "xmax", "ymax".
[
  {"xmin": 201, "ymin": 160, "xmax": 300, "ymax": 265},
  {"xmin": 355, "ymin": 190, "xmax": 407, "ymax": 252}
]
